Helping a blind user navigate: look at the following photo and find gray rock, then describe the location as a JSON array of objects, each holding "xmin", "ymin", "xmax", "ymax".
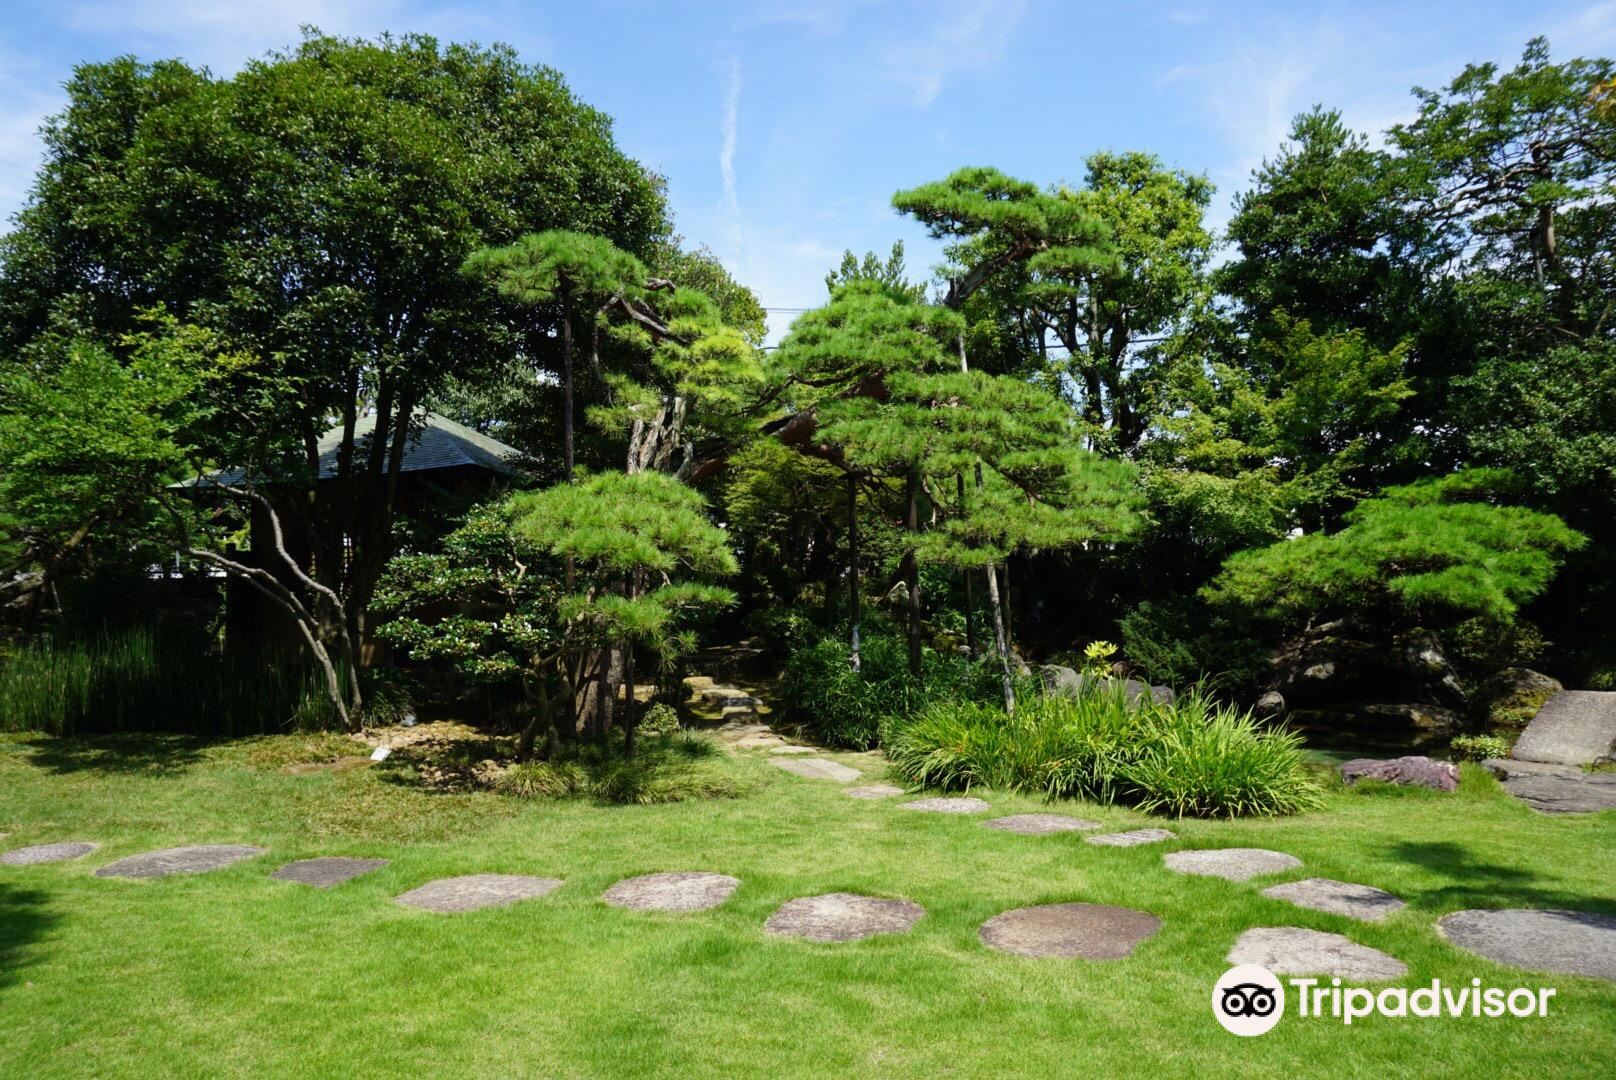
[
  {"xmin": 768, "ymin": 745, "xmax": 816, "ymax": 755},
  {"xmin": 270, "ymin": 857, "xmax": 389, "ymax": 888},
  {"xmin": 982, "ymin": 814, "xmax": 1101, "ymax": 835},
  {"xmin": 1339, "ymin": 755, "xmax": 1459, "ymax": 792},
  {"xmin": 845, "ymin": 784, "xmax": 905, "ymax": 799},
  {"xmin": 1163, "ymin": 848, "xmax": 1302, "ymax": 882},
  {"xmin": 602, "ymin": 871, "xmax": 740, "ymax": 912},
  {"xmin": 979, "ymin": 902, "xmax": 1162, "ymax": 959},
  {"xmin": 898, "ymin": 797, "xmax": 991, "ymax": 814},
  {"xmin": 702, "ymin": 687, "xmax": 761, "ymax": 708},
  {"xmin": 1482, "ymin": 758, "xmax": 1616, "ymax": 814},
  {"xmin": 1039, "ymin": 668, "xmax": 1161, "ymax": 707},
  {"xmin": 1510, "ymin": 691, "xmax": 1616, "ymax": 766},
  {"xmin": 1437, "ymin": 908, "xmax": 1616, "ymax": 983},
  {"xmin": 1255, "ymin": 691, "xmax": 1286, "ymax": 719},
  {"xmin": 1149, "ymin": 685, "xmax": 1176, "ymax": 706},
  {"xmin": 771, "ymin": 757, "xmax": 861, "ymax": 782},
  {"xmin": 394, "ymin": 873, "xmax": 563, "ymax": 913},
  {"xmin": 764, "ymin": 892, "xmax": 924, "ymax": 942},
  {"xmin": 1084, "ymin": 828, "xmax": 1176, "ymax": 847},
  {"xmin": 94, "ymin": 844, "xmax": 265, "ymax": 879},
  {"xmin": 0, "ymin": 841, "xmax": 99, "ymax": 865},
  {"xmin": 1260, "ymin": 878, "xmax": 1406, "ymax": 922},
  {"xmin": 1227, "ymin": 926, "xmax": 1407, "ymax": 981},
  {"xmin": 1477, "ymin": 668, "xmax": 1563, "ymax": 731}
]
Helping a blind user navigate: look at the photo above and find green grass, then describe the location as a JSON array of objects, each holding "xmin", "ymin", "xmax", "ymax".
[{"xmin": 1, "ymin": 731, "xmax": 1614, "ymax": 1078}]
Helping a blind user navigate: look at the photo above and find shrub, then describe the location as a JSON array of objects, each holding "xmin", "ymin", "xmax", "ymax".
[
  {"xmin": 1449, "ymin": 733, "xmax": 1511, "ymax": 762},
  {"xmin": 494, "ymin": 732, "xmax": 751, "ymax": 805},
  {"xmin": 496, "ymin": 760, "xmax": 588, "ymax": 799},
  {"xmin": 884, "ymin": 686, "xmax": 1323, "ymax": 818},
  {"xmin": 637, "ymin": 702, "xmax": 681, "ymax": 738}
]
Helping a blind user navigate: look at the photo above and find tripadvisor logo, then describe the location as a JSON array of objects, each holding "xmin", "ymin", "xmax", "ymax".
[{"xmin": 1212, "ymin": 965, "xmax": 1557, "ymax": 1036}]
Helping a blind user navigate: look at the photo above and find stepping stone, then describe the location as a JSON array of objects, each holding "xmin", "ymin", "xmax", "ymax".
[
  {"xmin": 1228, "ymin": 927, "xmax": 1407, "ymax": 981},
  {"xmin": 845, "ymin": 784, "xmax": 905, "ymax": 799},
  {"xmin": 603, "ymin": 871, "xmax": 740, "ymax": 912},
  {"xmin": 1483, "ymin": 758, "xmax": 1616, "ymax": 814},
  {"xmin": 764, "ymin": 892, "xmax": 924, "ymax": 942},
  {"xmin": 1261, "ymin": 878, "xmax": 1406, "ymax": 922},
  {"xmin": 1084, "ymin": 828, "xmax": 1175, "ymax": 847},
  {"xmin": 1, "ymin": 841, "xmax": 100, "ymax": 865},
  {"xmin": 94, "ymin": 845, "xmax": 265, "ymax": 879},
  {"xmin": 771, "ymin": 757, "xmax": 861, "ymax": 782},
  {"xmin": 769, "ymin": 745, "xmax": 817, "ymax": 755},
  {"xmin": 979, "ymin": 902, "xmax": 1161, "ymax": 959},
  {"xmin": 1510, "ymin": 690, "xmax": 1616, "ymax": 766},
  {"xmin": 983, "ymin": 814, "xmax": 1101, "ymax": 835},
  {"xmin": 1438, "ymin": 909, "xmax": 1616, "ymax": 983},
  {"xmin": 394, "ymin": 873, "xmax": 562, "ymax": 913},
  {"xmin": 1164, "ymin": 848, "xmax": 1301, "ymax": 882},
  {"xmin": 270, "ymin": 857, "xmax": 389, "ymax": 888},
  {"xmin": 898, "ymin": 797, "xmax": 991, "ymax": 814}
]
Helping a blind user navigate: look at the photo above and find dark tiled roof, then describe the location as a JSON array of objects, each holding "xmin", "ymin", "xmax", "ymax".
[{"xmin": 199, "ymin": 411, "xmax": 531, "ymax": 486}]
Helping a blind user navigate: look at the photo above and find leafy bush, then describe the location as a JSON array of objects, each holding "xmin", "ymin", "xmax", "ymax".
[
  {"xmin": 1119, "ymin": 597, "xmax": 1271, "ymax": 696},
  {"xmin": 782, "ymin": 629, "xmax": 1000, "ymax": 748},
  {"xmin": 884, "ymin": 686, "xmax": 1322, "ymax": 818},
  {"xmin": 496, "ymin": 732, "xmax": 751, "ymax": 805},
  {"xmin": 496, "ymin": 760, "xmax": 588, "ymax": 799},
  {"xmin": 637, "ymin": 702, "xmax": 681, "ymax": 737},
  {"xmin": 1449, "ymin": 733, "xmax": 1512, "ymax": 762}
]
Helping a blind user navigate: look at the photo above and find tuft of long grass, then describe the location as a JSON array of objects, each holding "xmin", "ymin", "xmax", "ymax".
[{"xmin": 1121, "ymin": 700, "xmax": 1324, "ymax": 818}]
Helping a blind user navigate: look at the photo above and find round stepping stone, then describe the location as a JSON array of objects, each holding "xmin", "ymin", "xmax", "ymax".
[
  {"xmin": 983, "ymin": 814, "xmax": 1100, "ymax": 835},
  {"xmin": 603, "ymin": 871, "xmax": 740, "ymax": 912},
  {"xmin": 1228, "ymin": 926, "xmax": 1407, "ymax": 981},
  {"xmin": 394, "ymin": 873, "xmax": 562, "ymax": 913},
  {"xmin": 769, "ymin": 745, "xmax": 817, "ymax": 755},
  {"xmin": 1, "ymin": 841, "xmax": 100, "ymax": 865},
  {"xmin": 772, "ymin": 757, "xmax": 862, "ymax": 782},
  {"xmin": 1438, "ymin": 909, "xmax": 1616, "ymax": 983},
  {"xmin": 94, "ymin": 844, "xmax": 265, "ymax": 879},
  {"xmin": 1163, "ymin": 848, "xmax": 1301, "ymax": 882},
  {"xmin": 764, "ymin": 892, "xmax": 924, "ymax": 942},
  {"xmin": 1084, "ymin": 828, "xmax": 1175, "ymax": 847},
  {"xmin": 979, "ymin": 902, "xmax": 1162, "ymax": 959},
  {"xmin": 270, "ymin": 857, "xmax": 389, "ymax": 888},
  {"xmin": 1261, "ymin": 878, "xmax": 1406, "ymax": 922},
  {"xmin": 898, "ymin": 797, "xmax": 991, "ymax": 814},
  {"xmin": 845, "ymin": 784, "xmax": 905, "ymax": 799}
]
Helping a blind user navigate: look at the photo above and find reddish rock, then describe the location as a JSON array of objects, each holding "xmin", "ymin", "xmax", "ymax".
[{"xmin": 1338, "ymin": 755, "xmax": 1458, "ymax": 792}]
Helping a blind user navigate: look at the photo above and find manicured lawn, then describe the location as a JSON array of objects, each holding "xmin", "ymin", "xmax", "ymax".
[{"xmin": 2, "ymin": 732, "xmax": 1614, "ymax": 1079}]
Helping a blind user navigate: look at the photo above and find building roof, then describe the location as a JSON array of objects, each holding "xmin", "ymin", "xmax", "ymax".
[{"xmin": 198, "ymin": 411, "xmax": 531, "ymax": 487}]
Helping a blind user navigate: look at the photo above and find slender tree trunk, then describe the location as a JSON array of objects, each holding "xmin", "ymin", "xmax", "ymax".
[
  {"xmin": 594, "ymin": 648, "xmax": 612, "ymax": 746},
  {"xmin": 957, "ymin": 473, "xmax": 977, "ymax": 658},
  {"xmin": 1001, "ymin": 560, "xmax": 1014, "ymax": 653},
  {"xmin": 622, "ymin": 639, "xmax": 637, "ymax": 759},
  {"xmin": 904, "ymin": 470, "xmax": 922, "ymax": 679},
  {"xmin": 983, "ymin": 553, "xmax": 1016, "ymax": 714},
  {"xmin": 847, "ymin": 474, "xmax": 861, "ymax": 672}
]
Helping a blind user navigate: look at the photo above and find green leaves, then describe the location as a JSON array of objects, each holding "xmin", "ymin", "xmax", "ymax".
[{"xmin": 462, "ymin": 229, "xmax": 649, "ymax": 306}]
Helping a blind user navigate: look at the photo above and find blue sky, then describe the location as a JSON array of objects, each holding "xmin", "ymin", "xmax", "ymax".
[{"xmin": 0, "ymin": 1, "xmax": 1607, "ymax": 341}]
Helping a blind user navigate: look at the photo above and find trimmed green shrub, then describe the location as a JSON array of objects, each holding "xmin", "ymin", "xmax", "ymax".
[
  {"xmin": 1449, "ymin": 733, "xmax": 1511, "ymax": 762},
  {"xmin": 637, "ymin": 702, "xmax": 681, "ymax": 738},
  {"xmin": 884, "ymin": 686, "xmax": 1323, "ymax": 818}
]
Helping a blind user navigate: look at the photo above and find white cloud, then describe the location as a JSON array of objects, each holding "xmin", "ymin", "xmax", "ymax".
[
  {"xmin": 720, "ymin": 57, "xmax": 741, "ymax": 215},
  {"xmin": 882, "ymin": 0, "xmax": 1026, "ymax": 106}
]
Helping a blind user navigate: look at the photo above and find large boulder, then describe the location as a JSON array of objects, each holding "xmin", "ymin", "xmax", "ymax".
[
  {"xmin": 1039, "ymin": 667, "xmax": 1173, "ymax": 707},
  {"xmin": 1339, "ymin": 755, "xmax": 1459, "ymax": 792},
  {"xmin": 1476, "ymin": 668, "xmax": 1563, "ymax": 732},
  {"xmin": 1273, "ymin": 625, "xmax": 1466, "ymax": 711}
]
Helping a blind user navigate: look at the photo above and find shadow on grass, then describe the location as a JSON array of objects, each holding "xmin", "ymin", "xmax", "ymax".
[
  {"xmin": 18, "ymin": 733, "xmax": 210, "ymax": 776},
  {"xmin": 0, "ymin": 882, "xmax": 58, "ymax": 996},
  {"xmin": 1387, "ymin": 840, "xmax": 1616, "ymax": 916}
]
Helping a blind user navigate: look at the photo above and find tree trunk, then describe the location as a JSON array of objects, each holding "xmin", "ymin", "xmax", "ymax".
[
  {"xmin": 847, "ymin": 474, "xmax": 861, "ymax": 672},
  {"xmin": 983, "ymin": 554, "xmax": 1016, "ymax": 714},
  {"xmin": 904, "ymin": 470, "xmax": 922, "ymax": 679},
  {"xmin": 622, "ymin": 639, "xmax": 638, "ymax": 759},
  {"xmin": 957, "ymin": 473, "xmax": 977, "ymax": 658}
]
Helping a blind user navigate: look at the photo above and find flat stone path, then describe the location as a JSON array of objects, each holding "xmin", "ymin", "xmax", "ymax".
[
  {"xmin": 1483, "ymin": 758, "xmax": 1616, "ymax": 814},
  {"xmin": 1228, "ymin": 926, "xmax": 1408, "ymax": 980},
  {"xmin": 1510, "ymin": 691, "xmax": 1616, "ymax": 766},
  {"xmin": 94, "ymin": 845, "xmax": 265, "ymax": 879},
  {"xmin": 1438, "ymin": 908, "xmax": 1616, "ymax": 982},
  {"xmin": 899, "ymin": 797, "xmax": 991, "ymax": 814},
  {"xmin": 771, "ymin": 757, "xmax": 861, "ymax": 782},
  {"xmin": 1163, "ymin": 848, "xmax": 1301, "ymax": 882},
  {"xmin": 394, "ymin": 874, "xmax": 562, "ymax": 913},
  {"xmin": 982, "ymin": 814, "xmax": 1100, "ymax": 835},
  {"xmin": 845, "ymin": 784, "xmax": 905, "ymax": 799},
  {"xmin": 1, "ymin": 841, "xmax": 99, "ymax": 865},
  {"xmin": 979, "ymin": 902, "xmax": 1161, "ymax": 959},
  {"xmin": 603, "ymin": 871, "xmax": 740, "ymax": 912},
  {"xmin": 271, "ymin": 857, "xmax": 389, "ymax": 888},
  {"xmin": 764, "ymin": 893, "xmax": 924, "ymax": 942},
  {"xmin": 768, "ymin": 745, "xmax": 816, "ymax": 755},
  {"xmin": 1260, "ymin": 878, "xmax": 1406, "ymax": 922},
  {"xmin": 1084, "ymin": 828, "xmax": 1175, "ymax": 847}
]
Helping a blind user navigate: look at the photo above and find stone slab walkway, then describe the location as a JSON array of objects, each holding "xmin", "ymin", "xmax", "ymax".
[
  {"xmin": 394, "ymin": 873, "xmax": 562, "ymax": 913},
  {"xmin": 1438, "ymin": 908, "xmax": 1616, "ymax": 982},
  {"xmin": 982, "ymin": 814, "xmax": 1101, "ymax": 835},
  {"xmin": 1482, "ymin": 758, "xmax": 1616, "ymax": 814},
  {"xmin": 845, "ymin": 784, "xmax": 905, "ymax": 799},
  {"xmin": 1, "ymin": 841, "xmax": 99, "ymax": 865},
  {"xmin": 1510, "ymin": 691, "xmax": 1616, "ymax": 766},
  {"xmin": 1228, "ymin": 926, "xmax": 1407, "ymax": 980},
  {"xmin": 764, "ymin": 893, "xmax": 924, "ymax": 942},
  {"xmin": 899, "ymin": 797, "xmax": 991, "ymax": 814},
  {"xmin": 271, "ymin": 857, "xmax": 389, "ymax": 888},
  {"xmin": 1084, "ymin": 828, "xmax": 1175, "ymax": 847},
  {"xmin": 94, "ymin": 845, "xmax": 265, "ymax": 879},
  {"xmin": 771, "ymin": 757, "xmax": 861, "ymax": 782},
  {"xmin": 1163, "ymin": 848, "xmax": 1301, "ymax": 882},
  {"xmin": 979, "ymin": 903, "xmax": 1161, "ymax": 959},
  {"xmin": 603, "ymin": 871, "xmax": 739, "ymax": 912},
  {"xmin": 1260, "ymin": 878, "xmax": 1406, "ymax": 922}
]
